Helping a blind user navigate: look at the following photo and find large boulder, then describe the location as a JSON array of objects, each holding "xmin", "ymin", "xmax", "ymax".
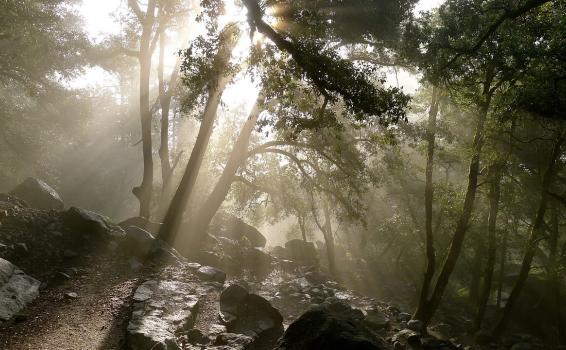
[
  {"xmin": 127, "ymin": 279, "xmax": 199, "ymax": 350},
  {"xmin": 196, "ymin": 266, "xmax": 226, "ymax": 284},
  {"xmin": 220, "ymin": 284, "xmax": 284, "ymax": 349},
  {"xmin": 62, "ymin": 207, "xmax": 125, "ymax": 239},
  {"xmin": 210, "ymin": 212, "xmax": 267, "ymax": 248},
  {"xmin": 0, "ymin": 258, "xmax": 40, "ymax": 323},
  {"xmin": 274, "ymin": 299, "xmax": 388, "ymax": 350},
  {"xmin": 119, "ymin": 217, "xmax": 163, "ymax": 235},
  {"xmin": 284, "ymin": 239, "xmax": 318, "ymax": 267},
  {"xmin": 9, "ymin": 177, "xmax": 64, "ymax": 211},
  {"xmin": 123, "ymin": 226, "xmax": 156, "ymax": 257}
]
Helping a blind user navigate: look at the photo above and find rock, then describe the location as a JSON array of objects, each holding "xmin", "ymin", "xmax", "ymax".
[
  {"xmin": 220, "ymin": 285, "xmax": 284, "ymax": 349},
  {"xmin": 364, "ymin": 308, "xmax": 390, "ymax": 330},
  {"xmin": 243, "ymin": 248, "xmax": 272, "ymax": 277},
  {"xmin": 9, "ymin": 177, "xmax": 64, "ymax": 211},
  {"xmin": 127, "ymin": 279, "xmax": 199, "ymax": 350},
  {"xmin": 13, "ymin": 242, "xmax": 28, "ymax": 255},
  {"xmin": 274, "ymin": 300, "xmax": 387, "ymax": 350},
  {"xmin": 220, "ymin": 284, "xmax": 250, "ymax": 322},
  {"xmin": 119, "ymin": 217, "xmax": 163, "ymax": 235},
  {"xmin": 62, "ymin": 207, "xmax": 125, "ymax": 239},
  {"xmin": 128, "ymin": 258, "xmax": 143, "ymax": 270},
  {"xmin": 391, "ymin": 329, "xmax": 421, "ymax": 349},
  {"xmin": 196, "ymin": 250, "xmax": 222, "ymax": 268},
  {"xmin": 0, "ymin": 258, "xmax": 40, "ymax": 322},
  {"xmin": 210, "ymin": 212, "xmax": 267, "ymax": 248},
  {"xmin": 186, "ymin": 329, "xmax": 208, "ymax": 345},
  {"xmin": 196, "ymin": 266, "xmax": 226, "ymax": 284},
  {"xmin": 474, "ymin": 330, "xmax": 496, "ymax": 346},
  {"xmin": 398, "ymin": 312, "xmax": 411, "ymax": 322},
  {"xmin": 65, "ymin": 292, "xmax": 78, "ymax": 299},
  {"xmin": 284, "ymin": 239, "xmax": 318, "ymax": 267},
  {"xmin": 123, "ymin": 226, "xmax": 156, "ymax": 256},
  {"xmin": 186, "ymin": 262, "xmax": 201, "ymax": 270},
  {"xmin": 214, "ymin": 333, "xmax": 255, "ymax": 349},
  {"xmin": 63, "ymin": 249, "xmax": 80, "ymax": 258},
  {"xmin": 407, "ymin": 319, "xmax": 424, "ymax": 332},
  {"xmin": 511, "ymin": 343, "xmax": 533, "ymax": 350}
]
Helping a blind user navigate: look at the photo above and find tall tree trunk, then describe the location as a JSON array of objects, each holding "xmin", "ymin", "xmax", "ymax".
[
  {"xmin": 497, "ymin": 221, "xmax": 509, "ymax": 308},
  {"xmin": 158, "ymin": 25, "xmax": 186, "ymax": 192},
  {"xmin": 414, "ymin": 87, "xmax": 440, "ymax": 322},
  {"xmin": 548, "ymin": 203, "xmax": 566, "ymax": 345},
  {"xmin": 470, "ymin": 237, "xmax": 484, "ymax": 305},
  {"xmin": 473, "ymin": 163, "xmax": 502, "ymax": 331},
  {"xmin": 323, "ymin": 200, "xmax": 338, "ymax": 278},
  {"xmin": 180, "ymin": 95, "xmax": 264, "ymax": 253},
  {"xmin": 132, "ymin": 0, "xmax": 157, "ymax": 219},
  {"xmin": 493, "ymin": 133, "xmax": 564, "ymax": 335},
  {"xmin": 311, "ymin": 199, "xmax": 338, "ymax": 278},
  {"xmin": 157, "ymin": 27, "xmax": 172, "ymax": 186},
  {"xmin": 417, "ymin": 91, "xmax": 492, "ymax": 326},
  {"xmin": 474, "ymin": 121, "xmax": 514, "ymax": 330},
  {"xmin": 159, "ymin": 27, "xmax": 239, "ymax": 245},
  {"xmin": 298, "ymin": 215, "xmax": 307, "ymax": 241}
]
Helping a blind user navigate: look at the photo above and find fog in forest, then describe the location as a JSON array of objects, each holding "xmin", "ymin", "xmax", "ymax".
[{"xmin": 0, "ymin": 0, "xmax": 565, "ymax": 349}]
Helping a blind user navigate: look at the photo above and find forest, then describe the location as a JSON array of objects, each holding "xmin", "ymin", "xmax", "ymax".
[{"xmin": 0, "ymin": 0, "xmax": 565, "ymax": 349}]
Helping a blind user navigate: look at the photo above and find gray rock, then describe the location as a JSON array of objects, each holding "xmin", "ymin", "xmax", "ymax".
[
  {"xmin": 0, "ymin": 258, "xmax": 40, "ymax": 322},
  {"xmin": 407, "ymin": 319, "xmax": 424, "ymax": 332},
  {"xmin": 119, "ymin": 217, "xmax": 163, "ymax": 235},
  {"xmin": 284, "ymin": 239, "xmax": 318, "ymax": 267},
  {"xmin": 210, "ymin": 212, "xmax": 267, "ymax": 248},
  {"xmin": 127, "ymin": 279, "xmax": 199, "ymax": 350},
  {"xmin": 186, "ymin": 262, "xmax": 201, "ymax": 270},
  {"xmin": 398, "ymin": 312, "xmax": 411, "ymax": 322},
  {"xmin": 511, "ymin": 343, "xmax": 533, "ymax": 350},
  {"xmin": 214, "ymin": 333, "xmax": 254, "ymax": 349},
  {"xmin": 197, "ymin": 266, "xmax": 226, "ymax": 284},
  {"xmin": 219, "ymin": 285, "xmax": 283, "ymax": 349},
  {"xmin": 65, "ymin": 292, "xmax": 78, "ymax": 299},
  {"xmin": 124, "ymin": 226, "xmax": 156, "ymax": 256},
  {"xmin": 274, "ymin": 300, "xmax": 386, "ymax": 350},
  {"xmin": 364, "ymin": 308, "xmax": 390, "ymax": 330},
  {"xmin": 10, "ymin": 177, "xmax": 64, "ymax": 211},
  {"xmin": 62, "ymin": 207, "xmax": 125, "ymax": 239}
]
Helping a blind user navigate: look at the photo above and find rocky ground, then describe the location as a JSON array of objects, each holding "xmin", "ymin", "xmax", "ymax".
[{"xmin": 0, "ymin": 178, "xmax": 557, "ymax": 350}]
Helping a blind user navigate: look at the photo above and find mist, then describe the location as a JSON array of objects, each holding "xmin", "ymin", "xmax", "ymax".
[{"xmin": 1, "ymin": 0, "xmax": 565, "ymax": 349}]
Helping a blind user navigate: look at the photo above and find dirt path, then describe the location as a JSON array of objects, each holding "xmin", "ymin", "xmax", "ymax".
[{"xmin": 0, "ymin": 252, "xmax": 144, "ymax": 350}]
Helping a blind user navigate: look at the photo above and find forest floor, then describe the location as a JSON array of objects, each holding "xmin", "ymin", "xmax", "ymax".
[{"xmin": 0, "ymin": 249, "xmax": 144, "ymax": 350}]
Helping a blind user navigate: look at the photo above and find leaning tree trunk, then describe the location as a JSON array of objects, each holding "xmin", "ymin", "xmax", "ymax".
[
  {"xmin": 322, "ymin": 201, "xmax": 338, "ymax": 278},
  {"xmin": 180, "ymin": 95, "xmax": 264, "ymax": 253},
  {"xmin": 493, "ymin": 133, "xmax": 564, "ymax": 335},
  {"xmin": 159, "ymin": 27, "xmax": 239, "ymax": 245},
  {"xmin": 473, "ymin": 165, "xmax": 502, "ymax": 331},
  {"xmin": 157, "ymin": 27, "xmax": 172, "ymax": 186},
  {"xmin": 497, "ymin": 221, "xmax": 509, "ymax": 308},
  {"xmin": 548, "ymin": 203, "xmax": 566, "ymax": 345},
  {"xmin": 417, "ymin": 92, "xmax": 492, "ymax": 327},
  {"xmin": 414, "ymin": 87, "xmax": 440, "ymax": 322},
  {"xmin": 298, "ymin": 215, "xmax": 307, "ymax": 241},
  {"xmin": 132, "ymin": 0, "xmax": 157, "ymax": 219}
]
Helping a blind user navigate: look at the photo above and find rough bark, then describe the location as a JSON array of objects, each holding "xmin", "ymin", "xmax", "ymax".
[
  {"xmin": 323, "ymin": 200, "xmax": 338, "ymax": 278},
  {"xmin": 473, "ymin": 163, "xmax": 502, "ymax": 331},
  {"xmin": 417, "ymin": 91, "xmax": 492, "ymax": 326},
  {"xmin": 549, "ymin": 203, "xmax": 566, "ymax": 344},
  {"xmin": 414, "ymin": 87, "xmax": 440, "ymax": 322},
  {"xmin": 131, "ymin": 0, "xmax": 157, "ymax": 219},
  {"xmin": 298, "ymin": 215, "xmax": 307, "ymax": 241},
  {"xmin": 493, "ymin": 133, "xmax": 564, "ymax": 335},
  {"xmin": 180, "ymin": 95, "xmax": 264, "ymax": 252},
  {"xmin": 159, "ymin": 27, "xmax": 239, "ymax": 245}
]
